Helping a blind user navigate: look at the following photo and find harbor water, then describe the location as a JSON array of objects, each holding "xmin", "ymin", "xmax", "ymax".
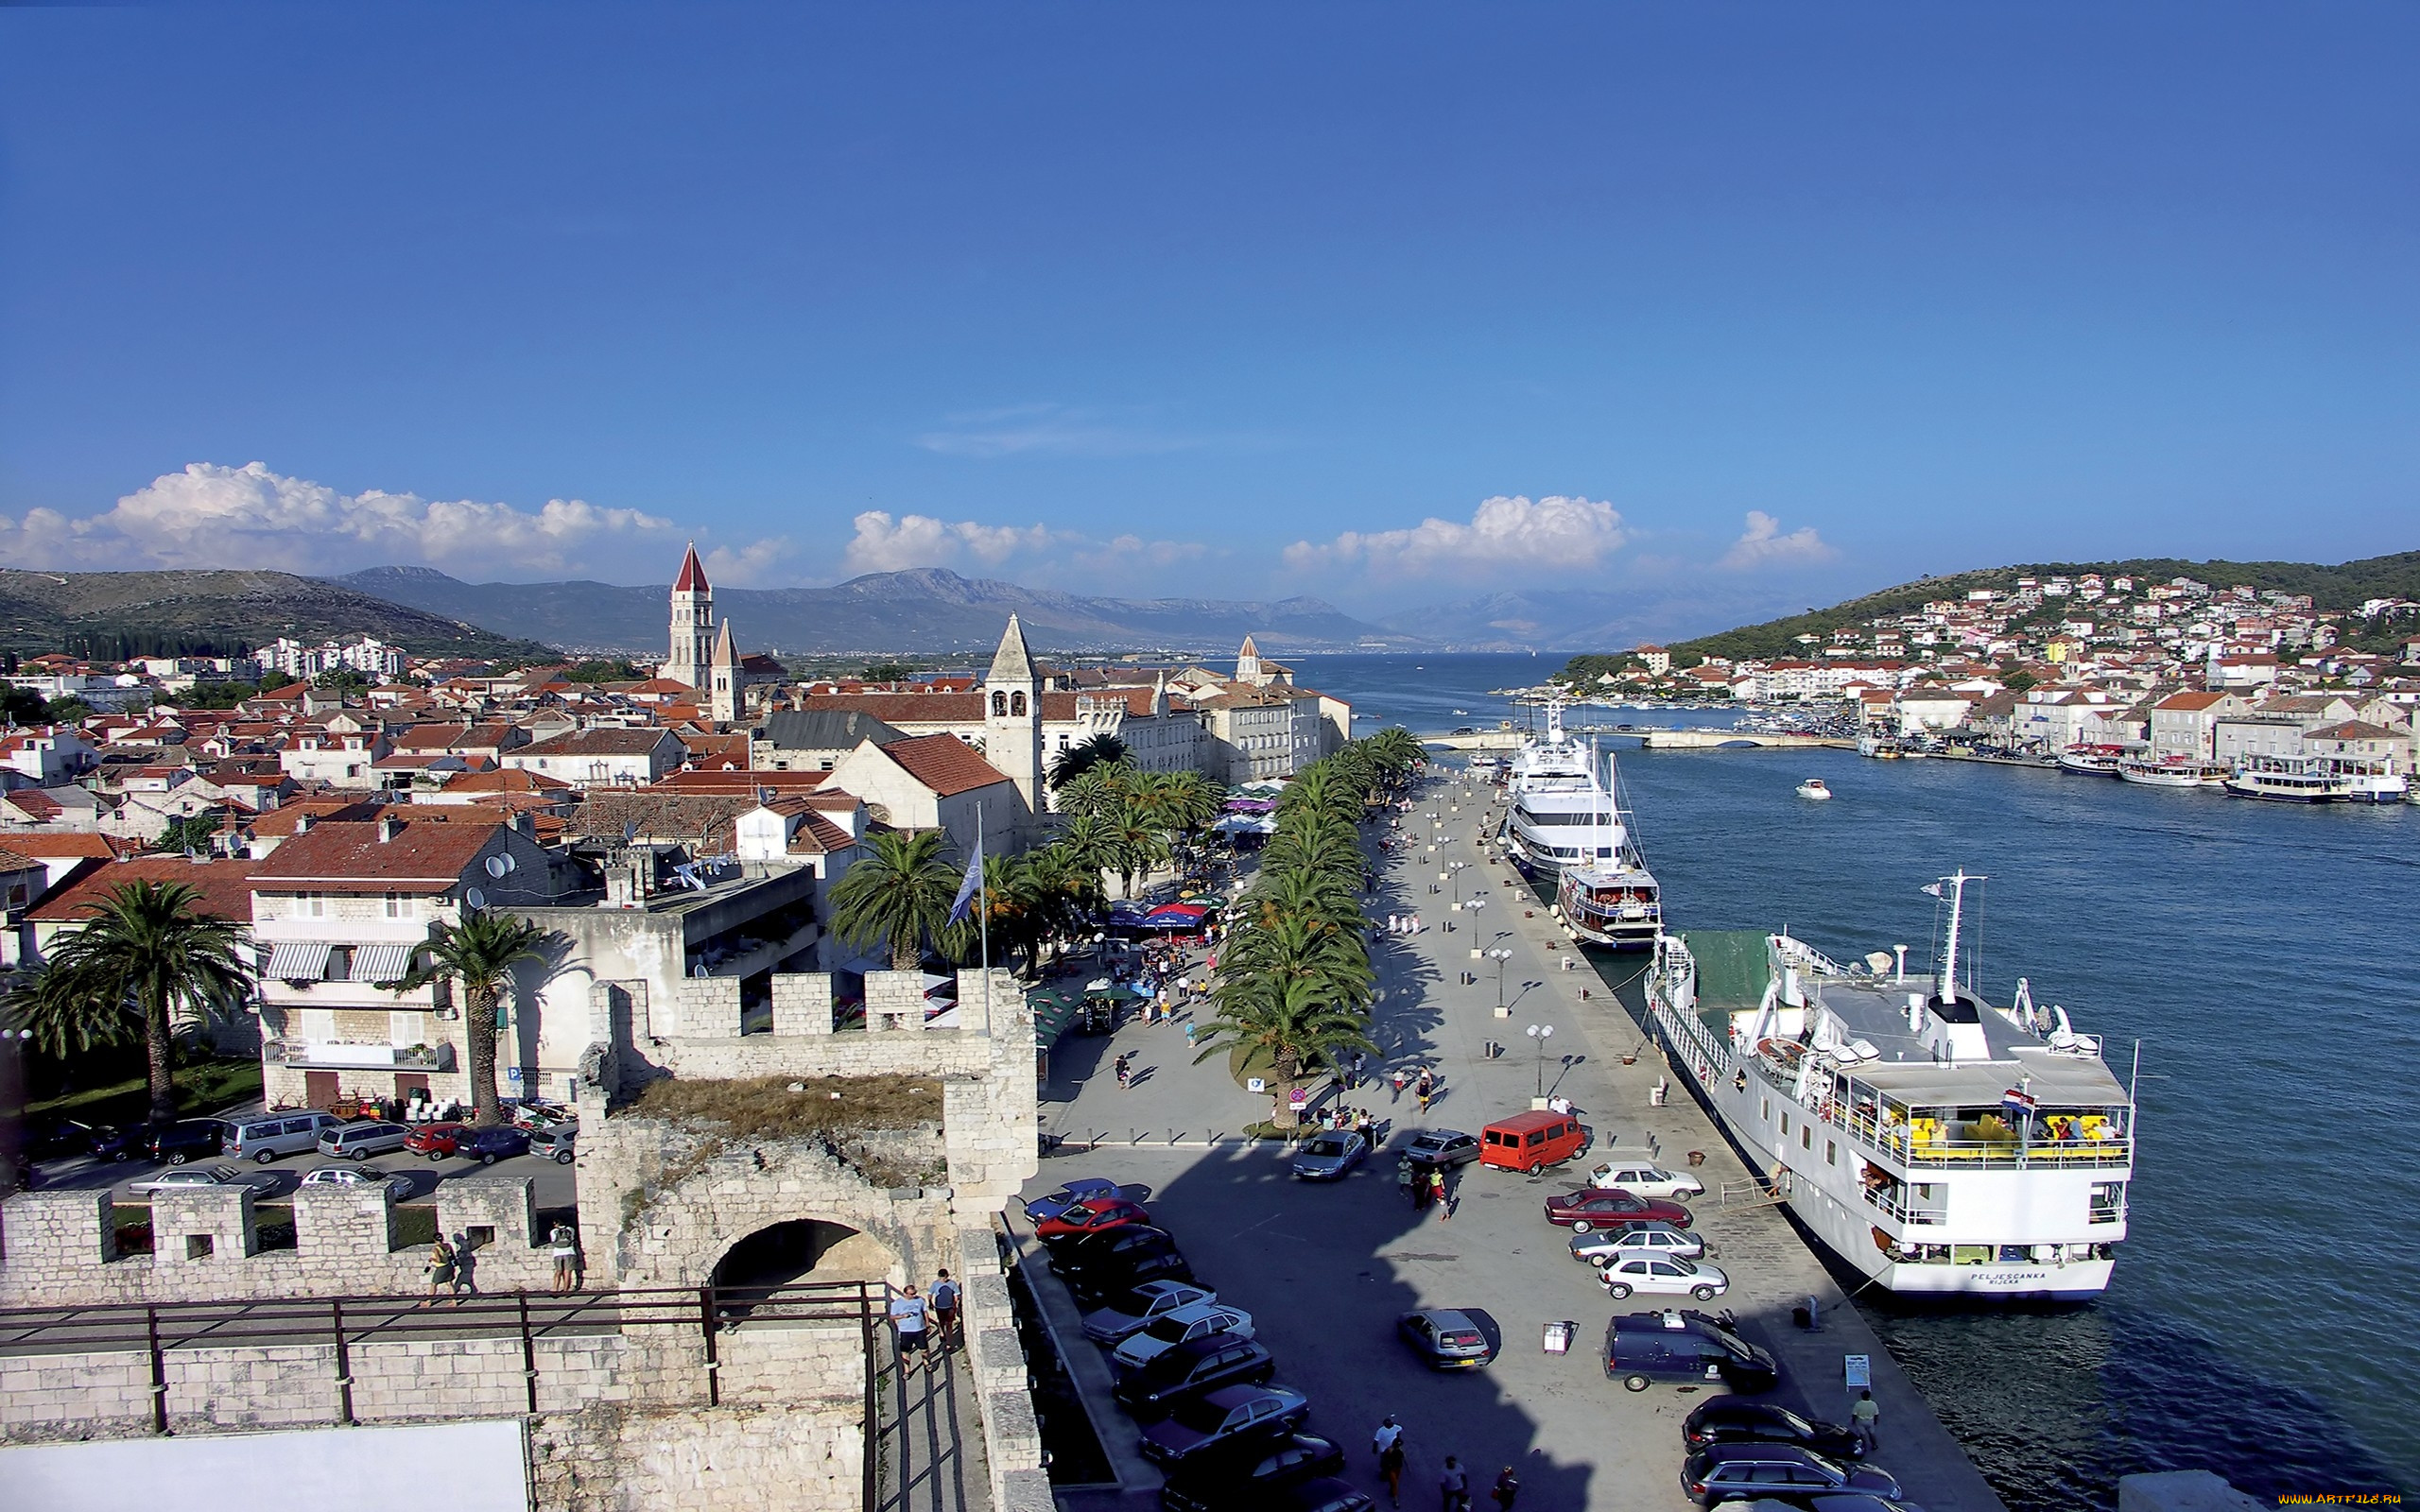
[{"xmin": 1300, "ymin": 652, "xmax": 2419, "ymax": 1510}]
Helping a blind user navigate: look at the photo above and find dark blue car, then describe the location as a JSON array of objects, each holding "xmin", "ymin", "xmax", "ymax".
[{"xmin": 456, "ymin": 1126, "xmax": 530, "ymax": 1164}]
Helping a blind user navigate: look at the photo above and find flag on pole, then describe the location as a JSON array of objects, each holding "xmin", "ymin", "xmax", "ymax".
[
  {"xmin": 1920, "ymin": 882, "xmax": 1944, "ymax": 898},
  {"xmin": 948, "ymin": 835, "xmax": 985, "ymax": 925}
]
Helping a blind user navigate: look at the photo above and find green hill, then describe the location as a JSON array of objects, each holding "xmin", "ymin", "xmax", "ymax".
[
  {"xmin": 0, "ymin": 567, "xmax": 562, "ymax": 663},
  {"xmin": 1563, "ymin": 550, "xmax": 2420, "ymax": 679}
]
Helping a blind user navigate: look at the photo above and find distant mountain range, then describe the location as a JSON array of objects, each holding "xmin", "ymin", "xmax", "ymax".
[
  {"xmin": 0, "ymin": 567, "xmax": 558, "ymax": 663},
  {"xmin": 335, "ymin": 565, "xmax": 1429, "ymax": 656}
]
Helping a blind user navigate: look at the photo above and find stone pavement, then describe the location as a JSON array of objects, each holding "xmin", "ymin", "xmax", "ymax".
[{"xmin": 1025, "ymin": 765, "xmax": 2006, "ymax": 1512}]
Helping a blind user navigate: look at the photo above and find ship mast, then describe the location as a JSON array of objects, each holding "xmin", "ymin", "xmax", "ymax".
[{"xmin": 1935, "ymin": 869, "xmax": 1981, "ymax": 1005}]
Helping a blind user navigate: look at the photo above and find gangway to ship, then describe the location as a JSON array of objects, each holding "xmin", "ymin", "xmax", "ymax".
[{"xmin": 1720, "ymin": 1172, "xmax": 1792, "ymax": 1210}]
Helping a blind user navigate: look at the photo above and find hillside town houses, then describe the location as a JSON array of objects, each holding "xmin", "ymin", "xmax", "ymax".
[
  {"xmin": 1580, "ymin": 572, "xmax": 2420, "ymax": 776},
  {"xmin": 0, "ymin": 544, "xmax": 1352, "ymax": 1110}
]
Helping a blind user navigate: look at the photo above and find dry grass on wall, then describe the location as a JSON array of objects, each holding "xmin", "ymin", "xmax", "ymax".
[{"xmin": 624, "ymin": 1074, "xmax": 942, "ymax": 1140}]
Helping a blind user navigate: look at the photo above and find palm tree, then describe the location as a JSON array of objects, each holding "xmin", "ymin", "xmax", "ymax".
[
  {"xmin": 37, "ymin": 881, "xmax": 255, "ymax": 1127},
  {"xmin": 1242, "ymin": 867, "xmax": 1363, "ymax": 934},
  {"xmin": 1220, "ymin": 911, "xmax": 1374, "ymax": 1016},
  {"xmin": 1190, "ymin": 971, "xmax": 1378, "ymax": 1128},
  {"xmin": 1057, "ymin": 812, "xmax": 1123, "ymax": 898},
  {"xmin": 1048, "ymin": 732, "xmax": 1130, "ymax": 791},
  {"xmin": 3, "ymin": 964, "xmax": 137, "ymax": 1059},
  {"xmin": 385, "ymin": 909, "xmax": 552, "ymax": 1128},
  {"xmin": 829, "ymin": 829, "xmax": 961, "ymax": 972}
]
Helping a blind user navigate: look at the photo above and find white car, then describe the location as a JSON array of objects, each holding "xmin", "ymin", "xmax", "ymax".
[
  {"xmin": 1585, "ymin": 1160, "xmax": 1706, "ymax": 1200},
  {"xmin": 299, "ymin": 1165, "xmax": 411, "ymax": 1199},
  {"xmin": 1599, "ymin": 1253, "xmax": 1730, "ymax": 1301},
  {"xmin": 1567, "ymin": 1221, "xmax": 1706, "ymax": 1266},
  {"xmin": 126, "ymin": 1163, "xmax": 272, "ymax": 1195},
  {"xmin": 1111, "ymin": 1303, "xmax": 1255, "ymax": 1372}
]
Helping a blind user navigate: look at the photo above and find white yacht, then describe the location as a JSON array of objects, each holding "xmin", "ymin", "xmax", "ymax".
[
  {"xmin": 2224, "ymin": 754, "xmax": 2344, "ymax": 802},
  {"xmin": 1795, "ymin": 778, "xmax": 1833, "ymax": 800},
  {"xmin": 2117, "ymin": 755, "xmax": 2226, "ymax": 789},
  {"xmin": 2056, "ymin": 744, "xmax": 2128, "ymax": 777},
  {"xmin": 1552, "ymin": 747, "xmax": 1663, "ymax": 951},
  {"xmin": 1502, "ymin": 697, "xmax": 1627, "ymax": 878},
  {"xmin": 1644, "ymin": 872, "xmax": 2134, "ymax": 1301}
]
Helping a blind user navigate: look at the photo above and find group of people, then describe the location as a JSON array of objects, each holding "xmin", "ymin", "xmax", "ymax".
[
  {"xmin": 884, "ymin": 1269, "xmax": 965, "ymax": 1372},
  {"xmin": 1396, "ymin": 1156, "xmax": 1455, "ymax": 1218},
  {"xmin": 421, "ymin": 1221, "xmax": 584, "ymax": 1305},
  {"xmin": 1372, "ymin": 1416, "xmax": 1520, "ymax": 1510},
  {"xmin": 1390, "ymin": 1064, "xmax": 1440, "ymax": 1114},
  {"xmin": 1383, "ymin": 913, "xmax": 1427, "ymax": 935}
]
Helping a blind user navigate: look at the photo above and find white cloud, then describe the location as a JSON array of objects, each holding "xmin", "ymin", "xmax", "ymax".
[
  {"xmin": 1284, "ymin": 494, "xmax": 1629, "ymax": 579},
  {"xmin": 0, "ymin": 461, "xmax": 717, "ymax": 578},
  {"xmin": 844, "ymin": 510, "xmax": 1058, "ymax": 574},
  {"xmin": 914, "ymin": 404, "xmax": 1209, "ymax": 460},
  {"xmin": 701, "ymin": 537, "xmax": 795, "ymax": 587},
  {"xmin": 1719, "ymin": 510, "xmax": 1838, "ymax": 569}
]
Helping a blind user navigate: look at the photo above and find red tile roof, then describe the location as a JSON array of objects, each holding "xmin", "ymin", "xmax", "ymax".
[
  {"xmin": 880, "ymin": 733, "xmax": 1011, "ymax": 798},
  {"xmin": 29, "ymin": 856, "xmax": 262, "ymax": 923},
  {"xmin": 796, "ymin": 692, "xmax": 985, "ymax": 725},
  {"xmin": 250, "ymin": 818, "xmax": 505, "ymax": 894}
]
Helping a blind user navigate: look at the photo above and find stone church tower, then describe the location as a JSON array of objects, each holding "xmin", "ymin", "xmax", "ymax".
[
  {"xmin": 664, "ymin": 543, "xmax": 713, "ymax": 689},
  {"xmin": 984, "ymin": 614, "xmax": 1044, "ymax": 814},
  {"xmin": 707, "ymin": 619, "xmax": 740, "ymax": 724}
]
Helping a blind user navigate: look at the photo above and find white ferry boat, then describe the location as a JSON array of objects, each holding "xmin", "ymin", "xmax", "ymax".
[
  {"xmin": 1503, "ymin": 698, "xmax": 1627, "ymax": 878},
  {"xmin": 1644, "ymin": 872, "xmax": 2133, "ymax": 1301},
  {"xmin": 2056, "ymin": 744, "xmax": 2129, "ymax": 777},
  {"xmin": 2224, "ymin": 755, "xmax": 2344, "ymax": 802},
  {"xmin": 1551, "ymin": 749, "xmax": 1663, "ymax": 951},
  {"xmin": 2117, "ymin": 756, "xmax": 2226, "ymax": 789}
]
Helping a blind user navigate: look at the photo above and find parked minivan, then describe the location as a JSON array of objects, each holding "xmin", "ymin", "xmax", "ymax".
[
  {"xmin": 1603, "ymin": 1308, "xmax": 1779, "ymax": 1393},
  {"xmin": 1479, "ymin": 1110, "xmax": 1590, "ymax": 1174},
  {"xmin": 226, "ymin": 1112, "xmax": 343, "ymax": 1164},
  {"xmin": 318, "ymin": 1121, "xmax": 413, "ymax": 1160}
]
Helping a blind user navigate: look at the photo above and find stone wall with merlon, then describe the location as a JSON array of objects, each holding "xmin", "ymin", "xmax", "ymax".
[
  {"xmin": 150, "ymin": 1186, "xmax": 259, "ymax": 1266},
  {"xmin": 674, "ymin": 976, "xmax": 744, "ymax": 1039},
  {"xmin": 770, "ymin": 972, "xmax": 834, "ymax": 1035},
  {"xmin": 865, "ymin": 969, "xmax": 927, "ymax": 1032}
]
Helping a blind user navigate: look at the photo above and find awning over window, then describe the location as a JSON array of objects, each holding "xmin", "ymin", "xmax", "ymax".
[
  {"xmin": 348, "ymin": 943, "xmax": 417, "ymax": 983},
  {"xmin": 265, "ymin": 942, "xmax": 333, "ymax": 979}
]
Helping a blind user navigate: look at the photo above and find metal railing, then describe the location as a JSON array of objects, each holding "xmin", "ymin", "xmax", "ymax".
[{"xmin": 0, "ymin": 1279, "xmax": 888, "ymax": 1497}]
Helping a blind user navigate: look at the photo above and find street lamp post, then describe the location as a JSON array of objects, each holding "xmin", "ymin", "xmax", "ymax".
[
  {"xmin": 1526, "ymin": 1022, "xmax": 1556, "ymax": 1099},
  {"xmin": 1486, "ymin": 948, "xmax": 1513, "ymax": 1012}
]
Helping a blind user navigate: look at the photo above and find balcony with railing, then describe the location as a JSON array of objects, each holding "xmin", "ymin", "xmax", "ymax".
[{"xmin": 265, "ymin": 1039, "xmax": 456, "ymax": 1072}]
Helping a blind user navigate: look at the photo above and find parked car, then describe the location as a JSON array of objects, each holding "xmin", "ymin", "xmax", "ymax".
[
  {"xmin": 527, "ymin": 1124, "xmax": 579, "ymax": 1165},
  {"xmin": 1136, "ymin": 1383, "xmax": 1308, "ymax": 1467},
  {"xmin": 1569, "ymin": 1222, "xmax": 1706, "ymax": 1266},
  {"xmin": 1399, "ymin": 1128, "xmax": 1481, "ymax": 1171},
  {"xmin": 1289, "ymin": 1132, "xmax": 1368, "ymax": 1181},
  {"xmin": 1681, "ymin": 1444, "xmax": 1902, "ymax": 1507},
  {"xmin": 1584, "ymin": 1158, "xmax": 1707, "ymax": 1199},
  {"xmin": 1682, "ymin": 1399, "xmax": 1865, "ymax": 1462},
  {"xmin": 1395, "ymin": 1308, "xmax": 1495, "ymax": 1370},
  {"xmin": 507, "ymin": 1099, "xmax": 575, "ymax": 1129},
  {"xmin": 1706, "ymin": 1496, "xmax": 1927, "ymax": 1512},
  {"xmin": 455, "ymin": 1126, "xmax": 531, "ymax": 1164},
  {"xmin": 1159, "ymin": 1433, "xmax": 1345, "ymax": 1512},
  {"xmin": 1113, "ymin": 1303, "xmax": 1254, "ymax": 1373},
  {"xmin": 27, "ymin": 1118, "xmax": 137, "ymax": 1162},
  {"xmin": 1271, "ymin": 1479, "xmax": 1377, "ymax": 1512},
  {"xmin": 128, "ymin": 1162, "xmax": 271, "ymax": 1194},
  {"xmin": 402, "ymin": 1122, "xmax": 468, "ymax": 1159},
  {"xmin": 1080, "ymin": 1280, "xmax": 1217, "ymax": 1346},
  {"xmin": 1604, "ymin": 1309, "xmax": 1778, "ymax": 1393},
  {"xmin": 299, "ymin": 1165, "xmax": 412, "ymax": 1199},
  {"xmin": 1601, "ymin": 1254, "xmax": 1731, "ymax": 1301},
  {"xmin": 1112, "ymin": 1336, "xmax": 1276, "ymax": 1417},
  {"xmin": 1036, "ymin": 1197, "xmax": 1151, "ymax": 1244},
  {"xmin": 323, "ymin": 1121, "xmax": 415, "ymax": 1160},
  {"xmin": 225, "ymin": 1111, "xmax": 343, "ymax": 1163},
  {"xmin": 1070, "ymin": 1246, "xmax": 1198, "ymax": 1305},
  {"xmin": 1544, "ymin": 1188, "xmax": 1693, "ymax": 1231},
  {"xmin": 146, "ymin": 1119, "xmax": 228, "ymax": 1165},
  {"xmin": 1054, "ymin": 1223, "xmax": 1181, "ymax": 1279},
  {"xmin": 1026, "ymin": 1177, "xmax": 1150, "ymax": 1223}
]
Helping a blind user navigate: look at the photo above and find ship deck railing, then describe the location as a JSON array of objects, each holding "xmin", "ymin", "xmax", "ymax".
[{"xmin": 1824, "ymin": 1101, "xmax": 2131, "ymax": 1170}]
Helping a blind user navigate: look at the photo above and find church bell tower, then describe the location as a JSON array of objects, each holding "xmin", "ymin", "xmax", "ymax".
[{"xmin": 666, "ymin": 543, "xmax": 712, "ymax": 688}]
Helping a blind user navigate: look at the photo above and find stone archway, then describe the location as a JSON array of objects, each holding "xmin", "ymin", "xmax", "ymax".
[{"xmin": 710, "ymin": 1218, "xmax": 897, "ymax": 1291}]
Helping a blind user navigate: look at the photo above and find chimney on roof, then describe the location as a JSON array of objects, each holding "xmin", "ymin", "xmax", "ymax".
[
  {"xmin": 294, "ymin": 814, "xmax": 315, "ymax": 835},
  {"xmin": 376, "ymin": 815, "xmax": 399, "ymax": 843}
]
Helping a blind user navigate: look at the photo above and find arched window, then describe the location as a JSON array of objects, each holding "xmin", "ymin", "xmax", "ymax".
[
  {"xmin": 991, "ymin": 691, "xmax": 1007, "ymax": 716},
  {"xmin": 1011, "ymin": 691, "xmax": 1027, "ymax": 716}
]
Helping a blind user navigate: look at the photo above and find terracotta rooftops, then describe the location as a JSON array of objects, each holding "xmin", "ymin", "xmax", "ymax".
[
  {"xmin": 30, "ymin": 855, "xmax": 262, "ymax": 923},
  {"xmin": 795, "ymin": 691, "xmax": 986, "ymax": 724},
  {"xmin": 518, "ymin": 728, "xmax": 676, "ymax": 756},
  {"xmin": 880, "ymin": 732, "xmax": 1011, "ymax": 798},
  {"xmin": 251, "ymin": 817, "xmax": 506, "ymax": 895}
]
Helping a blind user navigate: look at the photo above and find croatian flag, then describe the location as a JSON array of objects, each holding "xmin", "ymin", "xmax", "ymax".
[{"xmin": 948, "ymin": 836, "xmax": 985, "ymax": 925}]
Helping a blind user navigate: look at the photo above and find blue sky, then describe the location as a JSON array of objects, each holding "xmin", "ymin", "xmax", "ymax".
[{"xmin": 0, "ymin": 4, "xmax": 2411, "ymax": 627}]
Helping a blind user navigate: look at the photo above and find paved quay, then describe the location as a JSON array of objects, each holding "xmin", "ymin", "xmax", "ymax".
[{"xmin": 1021, "ymin": 766, "xmax": 2007, "ymax": 1512}]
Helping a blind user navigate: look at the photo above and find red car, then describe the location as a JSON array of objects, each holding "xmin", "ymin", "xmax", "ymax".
[
  {"xmin": 404, "ymin": 1123, "xmax": 467, "ymax": 1160},
  {"xmin": 1544, "ymin": 1189, "xmax": 1693, "ymax": 1231},
  {"xmin": 1035, "ymin": 1197, "xmax": 1150, "ymax": 1244}
]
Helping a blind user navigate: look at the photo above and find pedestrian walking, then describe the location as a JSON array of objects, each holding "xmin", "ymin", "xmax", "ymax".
[
  {"xmin": 1430, "ymin": 1168, "xmax": 1451, "ymax": 1218},
  {"xmin": 1439, "ymin": 1455, "xmax": 1470, "ymax": 1512},
  {"xmin": 1391, "ymin": 1067, "xmax": 1408, "ymax": 1105},
  {"xmin": 1115, "ymin": 1053, "xmax": 1132, "ymax": 1091},
  {"xmin": 423, "ymin": 1235, "xmax": 458, "ymax": 1308},
  {"xmin": 549, "ymin": 1221, "xmax": 580, "ymax": 1293},
  {"xmin": 890, "ymin": 1282, "xmax": 931, "ymax": 1372},
  {"xmin": 930, "ymin": 1269, "xmax": 962, "ymax": 1350},
  {"xmin": 1374, "ymin": 1417, "xmax": 1407, "ymax": 1507},
  {"xmin": 1489, "ymin": 1467, "xmax": 1520, "ymax": 1509},
  {"xmin": 1397, "ymin": 1156, "xmax": 1417, "ymax": 1205},
  {"xmin": 1851, "ymin": 1388, "xmax": 1881, "ymax": 1451}
]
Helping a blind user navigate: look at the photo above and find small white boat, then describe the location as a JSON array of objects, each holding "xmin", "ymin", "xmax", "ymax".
[
  {"xmin": 1795, "ymin": 779, "xmax": 1832, "ymax": 800},
  {"xmin": 2118, "ymin": 756, "xmax": 2227, "ymax": 790}
]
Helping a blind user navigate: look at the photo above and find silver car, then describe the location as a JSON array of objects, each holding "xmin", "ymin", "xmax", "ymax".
[
  {"xmin": 299, "ymin": 1165, "xmax": 411, "ymax": 1199},
  {"xmin": 1080, "ymin": 1280, "xmax": 1217, "ymax": 1346},
  {"xmin": 318, "ymin": 1122, "xmax": 411, "ymax": 1160},
  {"xmin": 1569, "ymin": 1221, "xmax": 1706, "ymax": 1266},
  {"xmin": 1601, "ymin": 1253, "xmax": 1730, "ymax": 1301},
  {"xmin": 127, "ymin": 1162, "xmax": 273, "ymax": 1195},
  {"xmin": 1111, "ymin": 1303, "xmax": 1255, "ymax": 1373},
  {"xmin": 1289, "ymin": 1131, "xmax": 1369, "ymax": 1181}
]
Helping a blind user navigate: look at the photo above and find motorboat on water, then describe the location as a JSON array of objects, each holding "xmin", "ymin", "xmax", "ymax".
[
  {"xmin": 1795, "ymin": 779, "xmax": 1832, "ymax": 800},
  {"xmin": 1857, "ymin": 737, "xmax": 1903, "ymax": 760},
  {"xmin": 2225, "ymin": 755, "xmax": 2345, "ymax": 802},
  {"xmin": 2116, "ymin": 756, "xmax": 2226, "ymax": 789},
  {"xmin": 1645, "ymin": 872, "xmax": 2134, "ymax": 1301},
  {"xmin": 2056, "ymin": 745, "xmax": 2130, "ymax": 777}
]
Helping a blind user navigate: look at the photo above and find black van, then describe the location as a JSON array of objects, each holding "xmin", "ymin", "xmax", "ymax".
[{"xmin": 1602, "ymin": 1308, "xmax": 1779, "ymax": 1393}]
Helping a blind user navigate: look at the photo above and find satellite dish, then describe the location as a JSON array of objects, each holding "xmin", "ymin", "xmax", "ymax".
[
  {"xmin": 465, "ymin": 887, "xmax": 487, "ymax": 910},
  {"xmin": 485, "ymin": 853, "xmax": 513, "ymax": 879}
]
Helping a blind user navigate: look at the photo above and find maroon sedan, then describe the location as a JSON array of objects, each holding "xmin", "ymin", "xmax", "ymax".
[
  {"xmin": 1543, "ymin": 1188, "xmax": 1693, "ymax": 1231},
  {"xmin": 1035, "ymin": 1197, "xmax": 1150, "ymax": 1244}
]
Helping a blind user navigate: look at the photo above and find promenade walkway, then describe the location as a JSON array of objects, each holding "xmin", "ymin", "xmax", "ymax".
[{"xmin": 1026, "ymin": 765, "xmax": 2007, "ymax": 1512}]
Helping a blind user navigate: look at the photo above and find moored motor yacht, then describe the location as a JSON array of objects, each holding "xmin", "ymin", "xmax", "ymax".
[
  {"xmin": 2224, "ymin": 755, "xmax": 2345, "ymax": 802},
  {"xmin": 1795, "ymin": 779, "xmax": 1832, "ymax": 800},
  {"xmin": 2116, "ymin": 756, "xmax": 2226, "ymax": 789},
  {"xmin": 2056, "ymin": 745, "xmax": 2129, "ymax": 777}
]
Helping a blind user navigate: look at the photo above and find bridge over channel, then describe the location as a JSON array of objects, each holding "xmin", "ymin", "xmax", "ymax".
[{"xmin": 1423, "ymin": 728, "xmax": 1854, "ymax": 751}]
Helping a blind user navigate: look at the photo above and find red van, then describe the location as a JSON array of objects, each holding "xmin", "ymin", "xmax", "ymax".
[{"xmin": 1479, "ymin": 1110, "xmax": 1591, "ymax": 1174}]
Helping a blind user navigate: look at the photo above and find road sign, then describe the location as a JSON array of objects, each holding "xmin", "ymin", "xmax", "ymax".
[{"xmin": 1844, "ymin": 1354, "xmax": 1871, "ymax": 1389}]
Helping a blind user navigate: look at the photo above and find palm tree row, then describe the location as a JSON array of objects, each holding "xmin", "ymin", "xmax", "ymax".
[{"xmin": 1191, "ymin": 730, "xmax": 1426, "ymax": 1125}]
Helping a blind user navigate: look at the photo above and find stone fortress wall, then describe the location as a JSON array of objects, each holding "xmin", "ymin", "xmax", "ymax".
[{"xmin": 0, "ymin": 967, "xmax": 1050, "ymax": 1512}]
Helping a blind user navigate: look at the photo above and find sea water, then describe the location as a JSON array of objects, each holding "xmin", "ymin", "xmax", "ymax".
[{"xmin": 1295, "ymin": 653, "xmax": 2419, "ymax": 1510}]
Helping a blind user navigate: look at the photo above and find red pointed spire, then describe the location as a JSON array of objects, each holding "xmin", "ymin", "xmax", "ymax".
[{"xmin": 673, "ymin": 542, "xmax": 709, "ymax": 593}]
